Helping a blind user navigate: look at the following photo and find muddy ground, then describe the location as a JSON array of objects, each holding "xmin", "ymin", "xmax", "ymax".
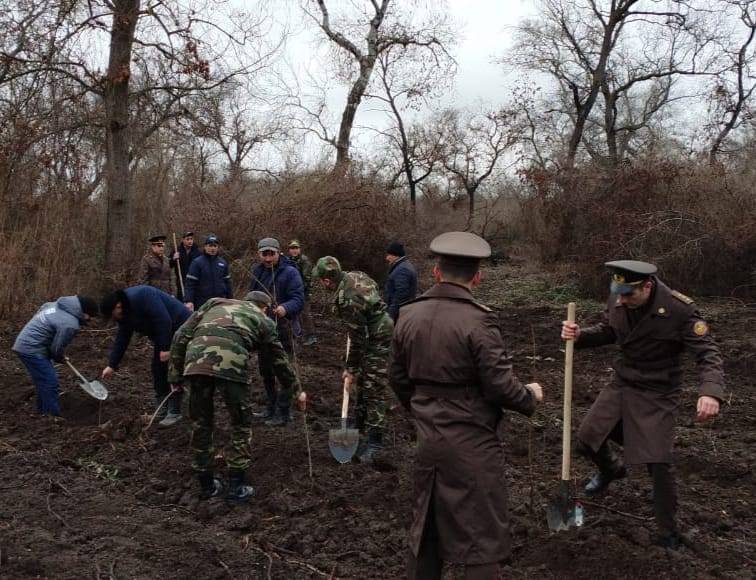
[{"xmin": 0, "ymin": 266, "xmax": 754, "ymax": 579}]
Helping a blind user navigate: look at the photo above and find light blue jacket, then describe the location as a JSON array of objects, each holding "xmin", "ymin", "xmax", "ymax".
[{"xmin": 12, "ymin": 296, "xmax": 85, "ymax": 361}]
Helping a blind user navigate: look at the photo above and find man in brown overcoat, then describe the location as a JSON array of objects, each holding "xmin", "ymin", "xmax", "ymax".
[
  {"xmin": 390, "ymin": 231, "xmax": 544, "ymax": 580},
  {"xmin": 562, "ymin": 260, "xmax": 725, "ymax": 549},
  {"xmin": 139, "ymin": 234, "xmax": 173, "ymax": 294}
]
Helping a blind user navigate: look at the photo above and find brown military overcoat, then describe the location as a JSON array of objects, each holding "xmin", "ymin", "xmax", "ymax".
[
  {"xmin": 139, "ymin": 253, "xmax": 173, "ymax": 294},
  {"xmin": 577, "ymin": 278, "xmax": 725, "ymax": 464},
  {"xmin": 390, "ymin": 282, "xmax": 535, "ymax": 565}
]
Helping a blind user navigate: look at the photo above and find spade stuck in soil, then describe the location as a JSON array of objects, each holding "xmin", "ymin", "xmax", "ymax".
[
  {"xmin": 65, "ymin": 357, "xmax": 108, "ymax": 401},
  {"xmin": 329, "ymin": 377, "xmax": 360, "ymax": 463},
  {"xmin": 546, "ymin": 303, "xmax": 584, "ymax": 532}
]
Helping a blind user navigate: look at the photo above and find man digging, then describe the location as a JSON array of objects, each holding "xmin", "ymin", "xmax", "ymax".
[
  {"xmin": 167, "ymin": 291, "xmax": 302, "ymax": 502},
  {"xmin": 311, "ymin": 256, "xmax": 394, "ymax": 464},
  {"xmin": 562, "ymin": 260, "xmax": 725, "ymax": 549}
]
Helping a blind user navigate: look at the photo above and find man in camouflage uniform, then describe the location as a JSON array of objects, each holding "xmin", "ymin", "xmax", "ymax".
[
  {"xmin": 311, "ymin": 256, "xmax": 394, "ymax": 463},
  {"xmin": 139, "ymin": 235, "xmax": 173, "ymax": 293},
  {"xmin": 287, "ymin": 240, "xmax": 317, "ymax": 345},
  {"xmin": 168, "ymin": 291, "xmax": 301, "ymax": 502}
]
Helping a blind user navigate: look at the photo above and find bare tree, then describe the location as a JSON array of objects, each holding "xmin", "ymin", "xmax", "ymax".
[
  {"xmin": 367, "ymin": 38, "xmax": 455, "ymax": 207},
  {"xmin": 438, "ymin": 108, "xmax": 523, "ymax": 224},
  {"xmin": 708, "ymin": 1, "xmax": 756, "ymax": 162},
  {"xmin": 304, "ymin": 0, "xmax": 450, "ymax": 170},
  {"xmin": 1, "ymin": 0, "xmax": 278, "ymax": 275},
  {"xmin": 508, "ymin": 0, "xmax": 704, "ymax": 168}
]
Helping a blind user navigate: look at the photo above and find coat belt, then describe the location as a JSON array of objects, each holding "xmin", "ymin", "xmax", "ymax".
[{"xmin": 413, "ymin": 382, "xmax": 481, "ymax": 400}]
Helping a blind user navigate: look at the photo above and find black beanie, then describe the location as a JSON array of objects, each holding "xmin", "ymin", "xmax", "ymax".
[
  {"xmin": 386, "ymin": 241, "xmax": 405, "ymax": 257},
  {"xmin": 100, "ymin": 290, "xmax": 126, "ymax": 318},
  {"xmin": 77, "ymin": 295, "xmax": 99, "ymax": 318}
]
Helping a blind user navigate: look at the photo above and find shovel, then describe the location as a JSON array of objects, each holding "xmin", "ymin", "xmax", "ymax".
[
  {"xmin": 546, "ymin": 302, "xmax": 584, "ymax": 532},
  {"xmin": 64, "ymin": 357, "xmax": 109, "ymax": 401},
  {"xmin": 328, "ymin": 377, "xmax": 360, "ymax": 463},
  {"xmin": 328, "ymin": 336, "xmax": 359, "ymax": 463}
]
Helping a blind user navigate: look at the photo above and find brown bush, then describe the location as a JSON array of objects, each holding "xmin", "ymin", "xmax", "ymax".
[{"xmin": 520, "ymin": 159, "xmax": 756, "ymax": 298}]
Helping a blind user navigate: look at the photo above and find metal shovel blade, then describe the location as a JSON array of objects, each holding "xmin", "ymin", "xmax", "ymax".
[
  {"xmin": 78, "ymin": 379, "xmax": 109, "ymax": 401},
  {"xmin": 546, "ymin": 481, "xmax": 584, "ymax": 532},
  {"xmin": 328, "ymin": 420, "xmax": 359, "ymax": 464}
]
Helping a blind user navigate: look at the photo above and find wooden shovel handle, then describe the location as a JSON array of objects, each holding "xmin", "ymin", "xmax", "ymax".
[
  {"xmin": 341, "ymin": 336, "xmax": 351, "ymax": 420},
  {"xmin": 173, "ymin": 233, "xmax": 185, "ymax": 297},
  {"xmin": 562, "ymin": 302, "xmax": 576, "ymax": 481},
  {"xmin": 341, "ymin": 377, "xmax": 350, "ymax": 420}
]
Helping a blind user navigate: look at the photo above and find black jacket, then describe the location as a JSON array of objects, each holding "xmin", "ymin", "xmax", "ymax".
[{"xmin": 384, "ymin": 257, "xmax": 418, "ymax": 321}]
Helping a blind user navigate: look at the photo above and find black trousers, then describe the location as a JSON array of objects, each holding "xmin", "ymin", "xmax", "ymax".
[
  {"xmin": 583, "ymin": 420, "xmax": 677, "ymax": 535},
  {"xmin": 151, "ymin": 347, "xmax": 182, "ymax": 413},
  {"xmin": 257, "ymin": 319, "xmax": 294, "ymax": 410}
]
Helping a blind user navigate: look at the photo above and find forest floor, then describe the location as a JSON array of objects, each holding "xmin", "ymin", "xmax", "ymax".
[{"xmin": 0, "ymin": 264, "xmax": 754, "ymax": 579}]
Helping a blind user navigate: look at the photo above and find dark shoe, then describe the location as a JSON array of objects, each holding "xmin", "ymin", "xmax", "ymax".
[
  {"xmin": 356, "ymin": 428, "xmax": 383, "ymax": 464},
  {"xmin": 265, "ymin": 407, "xmax": 290, "ymax": 427},
  {"xmin": 226, "ymin": 469, "xmax": 255, "ymax": 503},
  {"xmin": 652, "ymin": 532, "xmax": 682, "ymax": 550},
  {"xmin": 198, "ymin": 472, "xmax": 223, "ymax": 500},
  {"xmin": 303, "ymin": 335, "xmax": 318, "ymax": 346},
  {"xmin": 584, "ymin": 465, "xmax": 627, "ymax": 496},
  {"xmin": 253, "ymin": 406, "xmax": 275, "ymax": 420}
]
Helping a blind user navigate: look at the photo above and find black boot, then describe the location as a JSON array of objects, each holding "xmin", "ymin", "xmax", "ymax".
[
  {"xmin": 198, "ymin": 472, "xmax": 223, "ymax": 500},
  {"xmin": 578, "ymin": 441, "xmax": 627, "ymax": 496},
  {"xmin": 265, "ymin": 405, "xmax": 290, "ymax": 427},
  {"xmin": 253, "ymin": 404, "xmax": 275, "ymax": 420},
  {"xmin": 226, "ymin": 469, "xmax": 255, "ymax": 503},
  {"xmin": 356, "ymin": 428, "xmax": 383, "ymax": 464}
]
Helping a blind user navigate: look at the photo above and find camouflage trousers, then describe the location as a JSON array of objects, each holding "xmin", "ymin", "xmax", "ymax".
[
  {"xmin": 188, "ymin": 375, "xmax": 252, "ymax": 473},
  {"xmin": 354, "ymin": 344, "xmax": 390, "ymax": 430}
]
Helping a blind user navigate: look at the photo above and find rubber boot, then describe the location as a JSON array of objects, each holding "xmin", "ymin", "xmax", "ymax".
[
  {"xmin": 265, "ymin": 402, "xmax": 290, "ymax": 427},
  {"xmin": 577, "ymin": 440, "xmax": 627, "ymax": 496},
  {"xmin": 159, "ymin": 392, "xmax": 183, "ymax": 428},
  {"xmin": 198, "ymin": 472, "xmax": 223, "ymax": 500},
  {"xmin": 225, "ymin": 469, "xmax": 255, "ymax": 503},
  {"xmin": 253, "ymin": 379, "xmax": 276, "ymax": 419},
  {"xmin": 356, "ymin": 428, "xmax": 383, "ymax": 464}
]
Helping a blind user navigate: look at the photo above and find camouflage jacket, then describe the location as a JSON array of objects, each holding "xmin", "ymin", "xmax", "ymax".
[
  {"xmin": 331, "ymin": 271, "xmax": 394, "ymax": 374},
  {"xmin": 290, "ymin": 254, "xmax": 313, "ymax": 294},
  {"xmin": 139, "ymin": 253, "xmax": 173, "ymax": 294},
  {"xmin": 168, "ymin": 298, "xmax": 299, "ymax": 388}
]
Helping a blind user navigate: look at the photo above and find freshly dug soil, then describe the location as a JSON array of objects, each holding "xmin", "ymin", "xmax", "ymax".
[{"xmin": 1, "ymin": 275, "xmax": 753, "ymax": 579}]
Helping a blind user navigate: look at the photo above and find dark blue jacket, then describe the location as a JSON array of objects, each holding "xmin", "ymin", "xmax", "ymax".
[
  {"xmin": 249, "ymin": 256, "xmax": 304, "ymax": 324},
  {"xmin": 173, "ymin": 244, "xmax": 201, "ymax": 289},
  {"xmin": 108, "ymin": 285, "xmax": 191, "ymax": 368},
  {"xmin": 184, "ymin": 253, "xmax": 232, "ymax": 308},
  {"xmin": 385, "ymin": 257, "xmax": 418, "ymax": 321}
]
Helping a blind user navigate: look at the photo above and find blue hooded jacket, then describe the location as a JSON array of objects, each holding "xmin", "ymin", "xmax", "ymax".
[
  {"xmin": 384, "ymin": 256, "xmax": 418, "ymax": 321},
  {"xmin": 248, "ymin": 255, "xmax": 304, "ymax": 327},
  {"xmin": 13, "ymin": 296, "xmax": 86, "ymax": 361},
  {"xmin": 108, "ymin": 285, "xmax": 191, "ymax": 369},
  {"xmin": 184, "ymin": 252, "xmax": 232, "ymax": 308}
]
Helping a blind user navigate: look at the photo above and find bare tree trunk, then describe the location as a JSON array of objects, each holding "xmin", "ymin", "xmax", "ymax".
[
  {"xmin": 336, "ymin": 62, "xmax": 375, "ymax": 167},
  {"xmin": 104, "ymin": 0, "xmax": 140, "ymax": 278}
]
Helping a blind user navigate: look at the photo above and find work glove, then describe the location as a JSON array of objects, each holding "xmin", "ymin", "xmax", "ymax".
[{"xmin": 170, "ymin": 383, "xmax": 184, "ymax": 393}]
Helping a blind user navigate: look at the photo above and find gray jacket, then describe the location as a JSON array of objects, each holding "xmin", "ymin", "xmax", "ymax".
[{"xmin": 12, "ymin": 296, "xmax": 85, "ymax": 361}]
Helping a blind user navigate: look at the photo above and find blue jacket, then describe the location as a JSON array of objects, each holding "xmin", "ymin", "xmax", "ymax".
[
  {"xmin": 184, "ymin": 253, "xmax": 232, "ymax": 308},
  {"xmin": 108, "ymin": 285, "xmax": 191, "ymax": 368},
  {"xmin": 13, "ymin": 296, "xmax": 86, "ymax": 361},
  {"xmin": 173, "ymin": 244, "xmax": 201, "ymax": 285},
  {"xmin": 384, "ymin": 257, "xmax": 418, "ymax": 321},
  {"xmin": 249, "ymin": 256, "xmax": 304, "ymax": 325}
]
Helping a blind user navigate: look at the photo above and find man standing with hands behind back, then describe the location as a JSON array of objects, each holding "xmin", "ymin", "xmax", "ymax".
[
  {"xmin": 390, "ymin": 231, "xmax": 543, "ymax": 580},
  {"xmin": 562, "ymin": 260, "xmax": 725, "ymax": 549}
]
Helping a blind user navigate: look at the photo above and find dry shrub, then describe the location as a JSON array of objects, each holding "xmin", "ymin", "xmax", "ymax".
[{"xmin": 520, "ymin": 158, "xmax": 756, "ymax": 297}]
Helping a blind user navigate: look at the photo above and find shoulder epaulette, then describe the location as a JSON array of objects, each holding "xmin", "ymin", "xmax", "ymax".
[{"xmin": 671, "ymin": 290, "xmax": 694, "ymax": 305}]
